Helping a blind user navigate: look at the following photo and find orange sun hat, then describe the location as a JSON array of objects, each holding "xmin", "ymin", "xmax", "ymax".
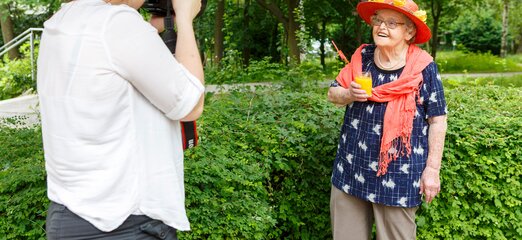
[{"xmin": 357, "ymin": 0, "xmax": 431, "ymax": 44}]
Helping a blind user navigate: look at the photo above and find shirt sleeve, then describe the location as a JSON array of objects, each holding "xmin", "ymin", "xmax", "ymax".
[
  {"xmin": 422, "ymin": 62, "xmax": 447, "ymax": 118},
  {"xmin": 103, "ymin": 8, "xmax": 204, "ymax": 120}
]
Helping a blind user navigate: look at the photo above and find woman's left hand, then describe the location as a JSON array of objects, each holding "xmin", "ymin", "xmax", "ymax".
[{"xmin": 419, "ymin": 166, "xmax": 440, "ymax": 203}]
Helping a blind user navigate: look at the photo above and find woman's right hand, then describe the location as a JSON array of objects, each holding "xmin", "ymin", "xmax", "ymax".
[
  {"xmin": 349, "ymin": 81, "xmax": 370, "ymax": 102},
  {"xmin": 172, "ymin": 0, "xmax": 201, "ymax": 23},
  {"xmin": 327, "ymin": 81, "xmax": 369, "ymax": 106}
]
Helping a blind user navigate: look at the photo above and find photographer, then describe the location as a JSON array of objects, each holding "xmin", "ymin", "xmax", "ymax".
[{"xmin": 38, "ymin": 0, "xmax": 204, "ymax": 238}]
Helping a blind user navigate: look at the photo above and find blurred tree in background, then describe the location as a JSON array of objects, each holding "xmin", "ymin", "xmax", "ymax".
[{"xmin": 0, "ymin": 0, "xmax": 521, "ymax": 70}]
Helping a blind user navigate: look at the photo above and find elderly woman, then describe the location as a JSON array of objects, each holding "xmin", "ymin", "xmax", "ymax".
[{"xmin": 327, "ymin": 0, "xmax": 447, "ymax": 239}]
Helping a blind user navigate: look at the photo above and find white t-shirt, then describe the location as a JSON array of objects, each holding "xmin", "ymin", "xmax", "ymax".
[{"xmin": 37, "ymin": 0, "xmax": 204, "ymax": 232}]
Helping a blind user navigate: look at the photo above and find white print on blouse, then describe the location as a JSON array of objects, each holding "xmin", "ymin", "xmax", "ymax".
[
  {"xmin": 358, "ymin": 141, "xmax": 368, "ymax": 151},
  {"xmin": 398, "ymin": 197, "xmax": 408, "ymax": 207},
  {"xmin": 342, "ymin": 184, "xmax": 351, "ymax": 193},
  {"xmin": 369, "ymin": 161, "xmax": 378, "ymax": 172},
  {"xmin": 400, "ymin": 164, "xmax": 410, "ymax": 174},
  {"xmin": 382, "ymin": 179, "xmax": 396, "ymax": 189},
  {"xmin": 378, "ymin": 73, "xmax": 385, "ymax": 83},
  {"xmin": 346, "ymin": 154, "xmax": 353, "ymax": 164},
  {"xmin": 429, "ymin": 92, "xmax": 438, "ymax": 103},
  {"xmin": 413, "ymin": 180, "xmax": 420, "ymax": 188},
  {"xmin": 366, "ymin": 105, "xmax": 374, "ymax": 114},
  {"xmin": 367, "ymin": 193, "xmax": 376, "ymax": 202},
  {"xmin": 355, "ymin": 173, "xmax": 366, "ymax": 184},
  {"xmin": 337, "ymin": 163, "xmax": 344, "ymax": 174},
  {"xmin": 413, "ymin": 145, "xmax": 425, "ymax": 155},
  {"xmin": 373, "ymin": 124, "xmax": 381, "ymax": 135},
  {"xmin": 351, "ymin": 119, "xmax": 359, "ymax": 129}
]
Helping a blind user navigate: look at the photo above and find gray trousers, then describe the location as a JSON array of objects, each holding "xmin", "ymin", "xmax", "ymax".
[
  {"xmin": 46, "ymin": 201, "xmax": 178, "ymax": 240},
  {"xmin": 330, "ymin": 186, "xmax": 418, "ymax": 240}
]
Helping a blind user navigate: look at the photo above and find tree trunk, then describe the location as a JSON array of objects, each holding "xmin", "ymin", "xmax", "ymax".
[
  {"xmin": 0, "ymin": 4, "xmax": 19, "ymax": 60},
  {"xmin": 269, "ymin": 22, "xmax": 280, "ymax": 62},
  {"xmin": 255, "ymin": 0, "xmax": 301, "ymax": 65},
  {"xmin": 242, "ymin": 0, "xmax": 251, "ymax": 67},
  {"xmin": 286, "ymin": 0, "xmax": 300, "ymax": 65},
  {"xmin": 198, "ymin": 33, "xmax": 206, "ymax": 66},
  {"xmin": 213, "ymin": 0, "xmax": 225, "ymax": 66},
  {"xmin": 500, "ymin": 0, "xmax": 509, "ymax": 58},
  {"xmin": 431, "ymin": 17, "xmax": 439, "ymax": 59},
  {"xmin": 355, "ymin": 13, "xmax": 362, "ymax": 46},
  {"xmin": 517, "ymin": 31, "xmax": 522, "ymax": 54},
  {"xmin": 320, "ymin": 19, "xmax": 326, "ymax": 71},
  {"xmin": 430, "ymin": 0, "xmax": 442, "ymax": 60}
]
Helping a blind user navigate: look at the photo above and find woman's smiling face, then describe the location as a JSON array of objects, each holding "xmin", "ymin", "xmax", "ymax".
[{"xmin": 372, "ymin": 9, "xmax": 416, "ymax": 48}]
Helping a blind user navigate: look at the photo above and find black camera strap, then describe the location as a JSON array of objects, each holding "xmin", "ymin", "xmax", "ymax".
[{"xmin": 161, "ymin": 1, "xmax": 198, "ymax": 151}]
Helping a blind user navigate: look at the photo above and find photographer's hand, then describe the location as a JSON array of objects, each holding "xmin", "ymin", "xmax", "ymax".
[
  {"xmin": 149, "ymin": 0, "xmax": 201, "ymax": 33},
  {"xmin": 172, "ymin": 0, "xmax": 201, "ymax": 22}
]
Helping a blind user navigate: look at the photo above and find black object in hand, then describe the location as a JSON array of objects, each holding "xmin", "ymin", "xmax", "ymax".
[{"xmin": 142, "ymin": 0, "xmax": 207, "ymax": 18}]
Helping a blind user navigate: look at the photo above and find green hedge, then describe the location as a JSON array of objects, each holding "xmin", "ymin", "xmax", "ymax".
[
  {"xmin": 0, "ymin": 125, "xmax": 46, "ymax": 239},
  {"xmin": 1, "ymin": 85, "xmax": 521, "ymax": 239},
  {"xmin": 416, "ymin": 86, "xmax": 522, "ymax": 239},
  {"xmin": 180, "ymin": 85, "xmax": 341, "ymax": 239}
]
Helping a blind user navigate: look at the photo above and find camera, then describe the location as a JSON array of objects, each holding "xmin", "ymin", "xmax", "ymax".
[{"xmin": 142, "ymin": 0, "xmax": 207, "ymax": 18}]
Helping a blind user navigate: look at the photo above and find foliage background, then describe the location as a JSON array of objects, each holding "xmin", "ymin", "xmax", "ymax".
[
  {"xmin": 0, "ymin": 0, "xmax": 521, "ymax": 239},
  {"xmin": 1, "ymin": 84, "xmax": 521, "ymax": 239}
]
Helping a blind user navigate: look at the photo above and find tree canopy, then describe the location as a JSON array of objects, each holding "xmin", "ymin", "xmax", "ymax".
[{"xmin": 1, "ymin": 0, "xmax": 520, "ymax": 64}]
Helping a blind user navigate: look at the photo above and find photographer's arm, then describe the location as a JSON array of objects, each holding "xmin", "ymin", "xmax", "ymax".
[
  {"xmin": 175, "ymin": 16, "xmax": 204, "ymax": 121},
  {"xmin": 149, "ymin": 0, "xmax": 204, "ymax": 121},
  {"xmin": 104, "ymin": 10, "xmax": 204, "ymax": 121}
]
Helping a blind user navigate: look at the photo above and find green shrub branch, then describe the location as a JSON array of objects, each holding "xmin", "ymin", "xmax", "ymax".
[{"xmin": 0, "ymin": 85, "xmax": 520, "ymax": 239}]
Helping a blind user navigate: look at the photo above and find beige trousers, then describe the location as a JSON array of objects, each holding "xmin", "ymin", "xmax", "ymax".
[{"xmin": 330, "ymin": 186, "xmax": 418, "ymax": 240}]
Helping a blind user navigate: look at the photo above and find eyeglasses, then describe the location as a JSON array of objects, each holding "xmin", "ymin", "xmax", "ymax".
[{"xmin": 370, "ymin": 15, "xmax": 405, "ymax": 29}]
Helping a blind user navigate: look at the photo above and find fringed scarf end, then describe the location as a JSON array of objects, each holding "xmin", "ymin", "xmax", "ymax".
[{"xmin": 377, "ymin": 134, "xmax": 413, "ymax": 176}]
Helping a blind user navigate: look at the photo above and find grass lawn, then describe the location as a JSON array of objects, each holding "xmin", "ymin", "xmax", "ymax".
[
  {"xmin": 436, "ymin": 51, "xmax": 522, "ymax": 73},
  {"xmin": 443, "ymin": 74, "xmax": 522, "ymax": 88}
]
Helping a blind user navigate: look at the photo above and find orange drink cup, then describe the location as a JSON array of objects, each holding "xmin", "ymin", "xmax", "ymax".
[{"xmin": 355, "ymin": 73, "xmax": 372, "ymax": 96}]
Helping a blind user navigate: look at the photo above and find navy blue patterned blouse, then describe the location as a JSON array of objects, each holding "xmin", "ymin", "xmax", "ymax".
[{"xmin": 331, "ymin": 44, "xmax": 447, "ymax": 208}]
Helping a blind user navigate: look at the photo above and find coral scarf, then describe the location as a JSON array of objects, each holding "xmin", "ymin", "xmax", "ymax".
[{"xmin": 336, "ymin": 44, "xmax": 433, "ymax": 176}]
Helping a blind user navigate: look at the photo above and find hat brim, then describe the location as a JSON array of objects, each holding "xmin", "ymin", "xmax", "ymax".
[{"xmin": 357, "ymin": 2, "xmax": 431, "ymax": 44}]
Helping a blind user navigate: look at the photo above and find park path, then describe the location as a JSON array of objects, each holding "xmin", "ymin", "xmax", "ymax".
[{"xmin": 1, "ymin": 71, "xmax": 521, "ymax": 127}]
